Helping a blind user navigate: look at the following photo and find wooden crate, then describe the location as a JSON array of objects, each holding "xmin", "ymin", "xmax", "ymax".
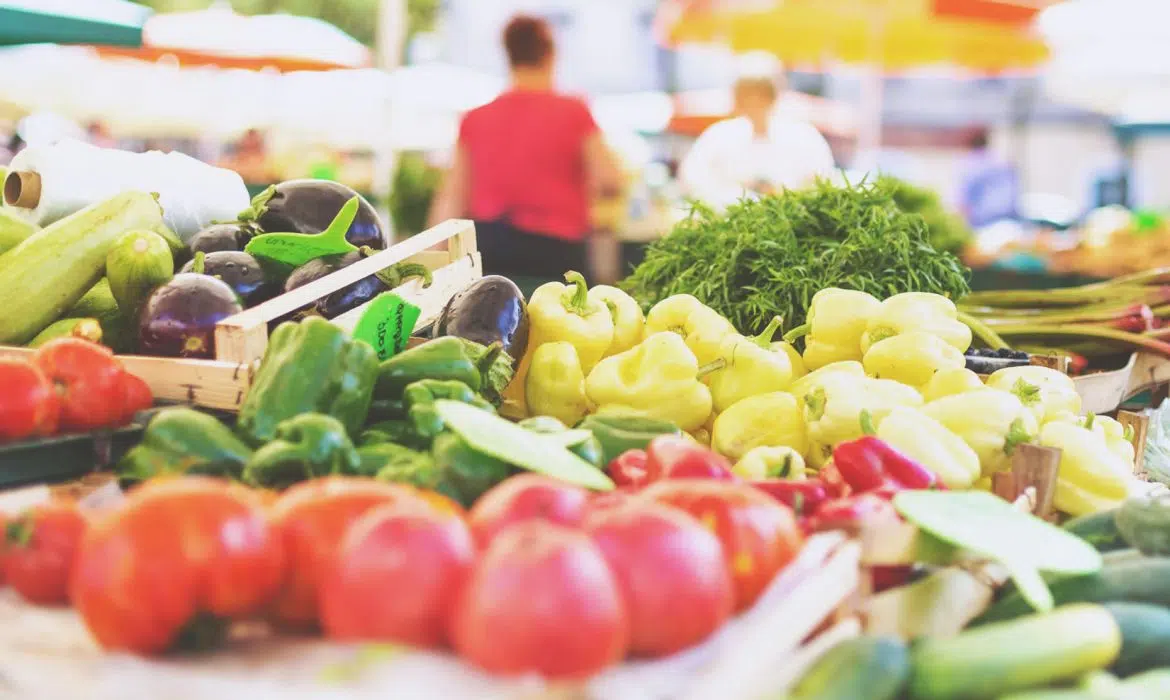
[{"xmin": 0, "ymin": 220, "xmax": 481, "ymax": 412}]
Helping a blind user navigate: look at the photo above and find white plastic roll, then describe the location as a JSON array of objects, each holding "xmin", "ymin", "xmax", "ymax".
[{"xmin": 2, "ymin": 140, "xmax": 250, "ymax": 243}]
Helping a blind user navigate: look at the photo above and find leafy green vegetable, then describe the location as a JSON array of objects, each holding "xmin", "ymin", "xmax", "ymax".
[
  {"xmin": 883, "ymin": 175, "xmax": 973, "ymax": 255},
  {"xmin": 620, "ymin": 178, "xmax": 971, "ymax": 335}
]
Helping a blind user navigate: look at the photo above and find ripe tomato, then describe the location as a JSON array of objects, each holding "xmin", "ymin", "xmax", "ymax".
[
  {"xmin": 5, "ymin": 501, "xmax": 86, "ymax": 605},
  {"xmin": 71, "ymin": 477, "xmax": 285, "ymax": 654},
  {"xmin": 585, "ymin": 501, "xmax": 735, "ymax": 657},
  {"xmin": 451, "ymin": 522, "xmax": 629, "ymax": 679},
  {"xmin": 321, "ymin": 501, "xmax": 476, "ymax": 647},
  {"xmin": 116, "ymin": 371, "xmax": 154, "ymax": 424},
  {"xmin": 468, "ymin": 474, "xmax": 590, "ymax": 546},
  {"xmin": 269, "ymin": 477, "xmax": 428, "ymax": 628},
  {"xmin": 0, "ymin": 359, "xmax": 59, "ymax": 441},
  {"xmin": 33, "ymin": 338, "xmax": 125, "ymax": 432},
  {"xmin": 644, "ymin": 479, "xmax": 804, "ymax": 611}
]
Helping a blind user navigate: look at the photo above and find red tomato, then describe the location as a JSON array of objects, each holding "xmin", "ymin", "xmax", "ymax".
[
  {"xmin": 644, "ymin": 479, "xmax": 804, "ymax": 611},
  {"xmin": 5, "ymin": 501, "xmax": 86, "ymax": 605},
  {"xmin": 584, "ymin": 488, "xmax": 640, "ymax": 516},
  {"xmin": 585, "ymin": 501, "xmax": 734, "ymax": 657},
  {"xmin": 117, "ymin": 371, "xmax": 154, "ymax": 424},
  {"xmin": 0, "ymin": 359, "xmax": 59, "ymax": 441},
  {"xmin": 0, "ymin": 511, "xmax": 7, "ymax": 585},
  {"xmin": 270, "ymin": 477, "xmax": 428, "ymax": 628},
  {"xmin": 71, "ymin": 478, "xmax": 285, "ymax": 654},
  {"xmin": 33, "ymin": 338, "xmax": 125, "ymax": 432},
  {"xmin": 451, "ymin": 522, "xmax": 629, "ymax": 679},
  {"xmin": 468, "ymin": 474, "xmax": 590, "ymax": 547},
  {"xmin": 321, "ymin": 501, "xmax": 476, "ymax": 647}
]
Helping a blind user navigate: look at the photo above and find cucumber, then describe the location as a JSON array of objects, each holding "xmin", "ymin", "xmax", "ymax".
[
  {"xmin": 790, "ymin": 636, "xmax": 909, "ymax": 700},
  {"xmin": 65, "ymin": 279, "xmax": 134, "ymax": 353},
  {"xmin": 1115, "ymin": 494, "xmax": 1170, "ymax": 556},
  {"xmin": 0, "ymin": 207, "xmax": 36, "ymax": 255},
  {"xmin": 908, "ymin": 604, "xmax": 1121, "ymax": 700},
  {"xmin": 1062, "ymin": 509, "xmax": 1128, "ymax": 553},
  {"xmin": 1100, "ymin": 549, "xmax": 1146, "ymax": 567},
  {"xmin": 976, "ymin": 559, "xmax": 1170, "ymax": 625},
  {"xmin": 1102, "ymin": 602, "xmax": 1170, "ymax": 678},
  {"xmin": 28, "ymin": 318, "xmax": 102, "ymax": 348},
  {"xmin": 107, "ymin": 230, "xmax": 174, "ymax": 322},
  {"xmin": 0, "ymin": 191, "xmax": 169, "ymax": 344}
]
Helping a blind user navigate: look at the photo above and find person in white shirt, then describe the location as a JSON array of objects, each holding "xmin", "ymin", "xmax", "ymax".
[{"xmin": 680, "ymin": 66, "xmax": 836, "ymax": 210}]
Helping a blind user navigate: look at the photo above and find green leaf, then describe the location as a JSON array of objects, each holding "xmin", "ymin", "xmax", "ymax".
[
  {"xmin": 893, "ymin": 490, "xmax": 1102, "ymax": 613},
  {"xmin": 434, "ymin": 400, "xmax": 614, "ymax": 491}
]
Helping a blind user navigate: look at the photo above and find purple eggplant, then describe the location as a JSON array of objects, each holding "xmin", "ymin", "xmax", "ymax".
[
  {"xmin": 181, "ymin": 251, "xmax": 279, "ymax": 307},
  {"xmin": 240, "ymin": 180, "xmax": 386, "ymax": 250},
  {"xmin": 188, "ymin": 223, "xmax": 254, "ymax": 254},
  {"xmin": 432, "ymin": 276, "xmax": 529, "ymax": 357},
  {"xmin": 138, "ymin": 273, "xmax": 243, "ymax": 359},
  {"xmin": 283, "ymin": 251, "xmax": 362, "ymax": 293}
]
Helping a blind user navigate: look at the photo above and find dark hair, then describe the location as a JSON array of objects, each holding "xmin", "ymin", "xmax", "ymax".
[
  {"xmin": 969, "ymin": 130, "xmax": 989, "ymax": 150},
  {"xmin": 503, "ymin": 15, "xmax": 554, "ymax": 68}
]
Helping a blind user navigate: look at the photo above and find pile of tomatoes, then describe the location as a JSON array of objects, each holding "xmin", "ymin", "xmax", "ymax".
[
  {"xmin": 0, "ymin": 472, "xmax": 804, "ymax": 680},
  {"xmin": 0, "ymin": 338, "xmax": 153, "ymax": 442}
]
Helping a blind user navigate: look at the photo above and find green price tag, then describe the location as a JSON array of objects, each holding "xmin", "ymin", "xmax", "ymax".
[
  {"xmin": 245, "ymin": 196, "xmax": 359, "ymax": 268},
  {"xmin": 352, "ymin": 292, "xmax": 421, "ymax": 359}
]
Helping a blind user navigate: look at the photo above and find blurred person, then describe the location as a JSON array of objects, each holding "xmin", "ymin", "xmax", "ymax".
[
  {"xmin": 0, "ymin": 132, "xmax": 23, "ymax": 165},
  {"xmin": 679, "ymin": 55, "xmax": 835, "ymax": 210},
  {"xmin": 427, "ymin": 14, "xmax": 622, "ymax": 281},
  {"xmin": 956, "ymin": 130, "xmax": 1019, "ymax": 228}
]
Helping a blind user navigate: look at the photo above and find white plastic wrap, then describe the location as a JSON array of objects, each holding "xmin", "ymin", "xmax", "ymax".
[{"xmin": 2, "ymin": 140, "xmax": 250, "ymax": 242}]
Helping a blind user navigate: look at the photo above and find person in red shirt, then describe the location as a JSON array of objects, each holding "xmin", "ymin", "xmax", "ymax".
[{"xmin": 428, "ymin": 15, "xmax": 622, "ymax": 282}]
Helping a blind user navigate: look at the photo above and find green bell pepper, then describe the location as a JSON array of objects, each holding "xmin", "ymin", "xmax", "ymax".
[
  {"xmin": 576, "ymin": 413, "xmax": 682, "ymax": 465},
  {"xmin": 237, "ymin": 316, "xmax": 378, "ymax": 445},
  {"xmin": 372, "ymin": 379, "xmax": 495, "ymax": 448},
  {"xmin": 242, "ymin": 413, "xmax": 361, "ymax": 489},
  {"xmin": 356, "ymin": 442, "xmax": 435, "ymax": 478},
  {"xmin": 118, "ymin": 408, "xmax": 253, "ymax": 481},
  {"xmin": 519, "ymin": 416, "xmax": 604, "ymax": 468},
  {"xmin": 375, "ymin": 337, "xmax": 512, "ymax": 404},
  {"xmin": 376, "ymin": 431, "xmax": 515, "ymax": 507}
]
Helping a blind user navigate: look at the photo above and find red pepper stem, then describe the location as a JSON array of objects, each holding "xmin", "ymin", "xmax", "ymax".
[
  {"xmin": 750, "ymin": 316, "xmax": 784, "ymax": 348},
  {"xmin": 858, "ymin": 409, "xmax": 877, "ymax": 436},
  {"xmin": 562, "ymin": 270, "xmax": 591, "ymax": 315},
  {"xmin": 782, "ymin": 322, "xmax": 811, "ymax": 343}
]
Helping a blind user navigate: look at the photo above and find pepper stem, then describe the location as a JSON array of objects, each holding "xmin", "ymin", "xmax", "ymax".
[
  {"xmin": 172, "ymin": 613, "xmax": 230, "ymax": 653},
  {"xmin": 1012, "ymin": 378, "xmax": 1042, "ymax": 406},
  {"xmin": 783, "ymin": 323, "xmax": 811, "ymax": 344},
  {"xmin": 858, "ymin": 409, "xmax": 877, "ymax": 436},
  {"xmin": 1083, "ymin": 412, "xmax": 1096, "ymax": 431},
  {"xmin": 375, "ymin": 262, "xmax": 433, "ymax": 289},
  {"xmin": 562, "ymin": 271, "xmax": 590, "ymax": 315},
  {"xmin": 750, "ymin": 316, "xmax": 784, "ymax": 348},
  {"xmin": 192, "ymin": 251, "xmax": 206, "ymax": 275},
  {"xmin": 1004, "ymin": 417, "xmax": 1033, "ymax": 455},
  {"xmin": 804, "ymin": 386, "xmax": 827, "ymax": 422},
  {"xmin": 5, "ymin": 518, "xmax": 31, "ymax": 548},
  {"xmin": 696, "ymin": 358, "xmax": 726, "ymax": 378}
]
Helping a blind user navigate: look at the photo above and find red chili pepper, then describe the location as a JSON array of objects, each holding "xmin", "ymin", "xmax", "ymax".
[
  {"xmin": 645, "ymin": 435, "xmax": 735, "ymax": 481},
  {"xmin": 749, "ymin": 479, "xmax": 831, "ymax": 517},
  {"xmin": 817, "ymin": 462, "xmax": 849, "ymax": 498},
  {"xmin": 807, "ymin": 492, "xmax": 901, "ymax": 533},
  {"xmin": 831, "ymin": 436, "xmax": 938, "ymax": 492},
  {"xmin": 606, "ymin": 449, "xmax": 655, "ymax": 489},
  {"xmin": 871, "ymin": 565, "xmax": 913, "ymax": 592}
]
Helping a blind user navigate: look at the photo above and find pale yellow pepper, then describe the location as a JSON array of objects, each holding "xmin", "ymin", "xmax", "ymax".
[
  {"xmin": 789, "ymin": 361, "xmax": 866, "ymax": 405},
  {"xmin": 733, "ymin": 446, "xmax": 806, "ymax": 480},
  {"xmin": 874, "ymin": 407, "xmax": 981, "ymax": 489},
  {"xmin": 923, "ymin": 389, "xmax": 1038, "ymax": 476},
  {"xmin": 711, "ymin": 392, "xmax": 808, "ymax": 462},
  {"xmin": 860, "ymin": 291, "xmax": 973, "ymax": 354},
  {"xmin": 590, "ymin": 285, "xmax": 645, "ymax": 357},
  {"xmin": 644, "ymin": 294, "xmax": 736, "ymax": 366},
  {"xmin": 862, "ymin": 331, "xmax": 966, "ymax": 391},
  {"xmin": 525, "ymin": 342, "xmax": 590, "ymax": 427},
  {"xmin": 986, "ymin": 365, "xmax": 1082, "ymax": 426},
  {"xmin": 922, "ymin": 367, "xmax": 985, "ymax": 403},
  {"xmin": 784, "ymin": 288, "xmax": 882, "ymax": 370},
  {"xmin": 802, "ymin": 374, "xmax": 923, "ymax": 468},
  {"xmin": 1039, "ymin": 421, "xmax": 1136, "ymax": 517}
]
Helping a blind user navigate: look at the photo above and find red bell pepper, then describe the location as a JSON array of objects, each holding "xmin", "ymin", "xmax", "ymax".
[
  {"xmin": 831, "ymin": 436, "xmax": 939, "ymax": 493},
  {"xmin": 645, "ymin": 435, "xmax": 735, "ymax": 481},
  {"xmin": 750, "ymin": 479, "xmax": 831, "ymax": 517},
  {"xmin": 807, "ymin": 492, "xmax": 901, "ymax": 533},
  {"xmin": 606, "ymin": 449, "xmax": 656, "ymax": 488}
]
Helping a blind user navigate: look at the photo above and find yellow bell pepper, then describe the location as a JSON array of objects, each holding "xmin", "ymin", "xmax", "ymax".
[
  {"xmin": 1079, "ymin": 414, "xmax": 1137, "ymax": 468},
  {"xmin": 589, "ymin": 285, "xmax": 644, "ymax": 357},
  {"xmin": 922, "ymin": 389, "xmax": 1038, "ymax": 476},
  {"xmin": 585, "ymin": 331, "xmax": 712, "ymax": 432},
  {"xmin": 873, "ymin": 406, "xmax": 981, "ymax": 489},
  {"xmin": 525, "ymin": 342, "xmax": 590, "ymax": 427},
  {"xmin": 775, "ymin": 341, "xmax": 807, "ymax": 380},
  {"xmin": 705, "ymin": 317, "xmax": 795, "ymax": 413},
  {"xmin": 644, "ymin": 294, "xmax": 736, "ymax": 366},
  {"xmin": 783, "ymin": 288, "xmax": 881, "ymax": 371},
  {"xmin": 922, "ymin": 367, "xmax": 985, "ymax": 403},
  {"xmin": 802, "ymin": 374, "xmax": 923, "ymax": 467},
  {"xmin": 733, "ymin": 446, "xmax": 806, "ymax": 480},
  {"xmin": 789, "ymin": 360, "xmax": 866, "ymax": 404},
  {"xmin": 711, "ymin": 391, "xmax": 807, "ymax": 462},
  {"xmin": 860, "ymin": 292, "xmax": 972, "ymax": 354},
  {"xmin": 1039, "ymin": 421, "xmax": 1135, "ymax": 517},
  {"xmin": 862, "ymin": 331, "xmax": 966, "ymax": 390},
  {"xmin": 504, "ymin": 271, "xmax": 615, "ymax": 415},
  {"xmin": 986, "ymin": 365, "xmax": 1081, "ymax": 426}
]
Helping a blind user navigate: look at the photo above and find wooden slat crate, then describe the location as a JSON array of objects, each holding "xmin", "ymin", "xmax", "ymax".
[{"xmin": 0, "ymin": 219, "xmax": 481, "ymax": 412}]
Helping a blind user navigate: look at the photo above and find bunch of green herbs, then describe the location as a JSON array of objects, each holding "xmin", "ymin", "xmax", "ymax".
[
  {"xmin": 620, "ymin": 178, "xmax": 971, "ymax": 335},
  {"xmin": 883, "ymin": 175, "xmax": 973, "ymax": 255}
]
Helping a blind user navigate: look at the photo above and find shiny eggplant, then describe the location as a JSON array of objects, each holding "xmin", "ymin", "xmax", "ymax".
[
  {"xmin": 240, "ymin": 180, "xmax": 387, "ymax": 249},
  {"xmin": 138, "ymin": 273, "xmax": 243, "ymax": 359},
  {"xmin": 432, "ymin": 276, "xmax": 529, "ymax": 356},
  {"xmin": 188, "ymin": 223, "xmax": 253, "ymax": 255},
  {"xmin": 283, "ymin": 251, "xmax": 362, "ymax": 293},
  {"xmin": 314, "ymin": 261, "xmax": 433, "ymax": 319},
  {"xmin": 181, "ymin": 251, "xmax": 279, "ymax": 307}
]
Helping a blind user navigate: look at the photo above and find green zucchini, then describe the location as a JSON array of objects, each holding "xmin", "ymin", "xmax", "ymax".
[
  {"xmin": 1102, "ymin": 602, "xmax": 1170, "ymax": 678},
  {"xmin": 1100, "ymin": 548, "xmax": 1146, "ymax": 567},
  {"xmin": 908, "ymin": 604, "xmax": 1121, "ymax": 700},
  {"xmin": 28, "ymin": 318, "xmax": 102, "ymax": 348},
  {"xmin": 976, "ymin": 559, "xmax": 1170, "ymax": 625},
  {"xmin": 1115, "ymin": 494, "xmax": 1170, "ymax": 556},
  {"xmin": 0, "ymin": 191, "xmax": 169, "ymax": 345},
  {"xmin": 0, "ymin": 207, "xmax": 36, "ymax": 255},
  {"xmin": 106, "ymin": 230, "xmax": 174, "ymax": 322},
  {"xmin": 790, "ymin": 636, "xmax": 909, "ymax": 700},
  {"xmin": 1062, "ymin": 509, "xmax": 1128, "ymax": 553},
  {"xmin": 65, "ymin": 279, "xmax": 134, "ymax": 353}
]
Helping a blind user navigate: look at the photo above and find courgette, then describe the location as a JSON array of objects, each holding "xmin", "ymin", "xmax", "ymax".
[
  {"xmin": 1115, "ymin": 493, "xmax": 1170, "ymax": 556},
  {"xmin": 107, "ymin": 230, "xmax": 174, "ymax": 322},
  {"xmin": 0, "ymin": 191, "xmax": 169, "ymax": 344},
  {"xmin": 65, "ymin": 279, "xmax": 134, "ymax": 353},
  {"xmin": 1062, "ymin": 509, "xmax": 1128, "ymax": 553},
  {"xmin": 790, "ymin": 636, "xmax": 909, "ymax": 700},
  {"xmin": 976, "ymin": 559, "xmax": 1170, "ymax": 625},
  {"xmin": 28, "ymin": 318, "xmax": 102, "ymax": 348},
  {"xmin": 908, "ymin": 604, "xmax": 1121, "ymax": 700},
  {"xmin": 1101, "ymin": 602, "xmax": 1170, "ymax": 678},
  {"xmin": 0, "ymin": 207, "xmax": 36, "ymax": 255}
]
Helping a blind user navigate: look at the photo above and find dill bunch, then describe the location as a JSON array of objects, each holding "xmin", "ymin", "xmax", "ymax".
[{"xmin": 620, "ymin": 178, "xmax": 971, "ymax": 335}]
